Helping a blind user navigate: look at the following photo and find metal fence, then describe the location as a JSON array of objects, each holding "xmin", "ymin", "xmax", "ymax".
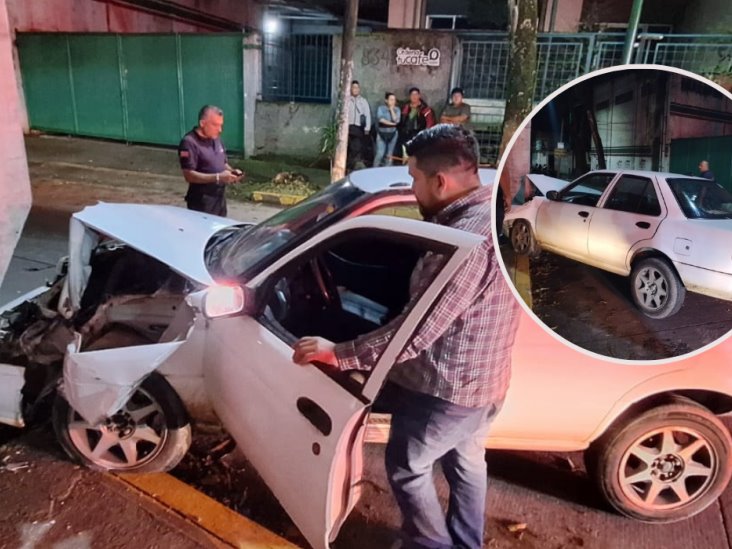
[
  {"xmin": 457, "ymin": 31, "xmax": 732, "ymax": 164},
  {"xmin": 17, "ymin": 33, "xmax": 245, "ymax": 150},
  {"xmin": 262, "ymin": 34, "xmax": 332, "ymax": 103},
  {"xmin": 459, "ymin": 32, "xmax": 732, "ymax": 102}
]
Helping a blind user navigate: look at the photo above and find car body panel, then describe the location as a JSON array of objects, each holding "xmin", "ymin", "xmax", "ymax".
[
  {"xmin": 72, "ymin": 203, "xmax": 242, "ymax": 288},
  {"xmin": 0, "ymin": 364, "xmax": 25, "ymax": 427}
]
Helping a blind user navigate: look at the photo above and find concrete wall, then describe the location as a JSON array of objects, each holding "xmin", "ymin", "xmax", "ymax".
[
  {"xmin": 676, "ymin": 0, "xmax": 732, "ymax": 35},
  {"xmin": 0, "ymin": 0, "xmax": 32, "ymax": 287},
  {"xmin": 255, "ymin": 30, "xmax": 458, "ymax": 157},
  {"xmin": 253, "ymin": 101, "xmax": 331, "ymax": 157},
  {"xmin": 542, "ymin": 0, "xmax": 584, "ymax": 32},
  {"xmin": 6, "ymin": 0, "xmax": 258, "ymax": 33},
  {"xmin": 667, "ymin": 75, "xmax": 732, "ymax": 141}
]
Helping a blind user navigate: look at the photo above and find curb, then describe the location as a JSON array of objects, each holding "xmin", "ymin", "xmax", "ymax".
[
  {"xmin": 111, "ymin": 472, "xmax": 300, "ymax": 549},
  {"xmin": 514, "ymin": 254, "xmax": 533, "ymax": 309},
  {"xmin": 251, "ymin": 191, "xmax": 309, "ymax": 206}
]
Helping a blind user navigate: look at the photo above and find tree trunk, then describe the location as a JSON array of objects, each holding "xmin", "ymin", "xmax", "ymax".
[
  {"xmin": 586, "ymin": 107, "xmax": 606, "ymax": 170},
  {"xmin": 0, "ymin": 0, "xmax": 32, "ymax": 287},
  {"xmin": 331, "ymin": 0, "xmax": 359, "ymax": 182},
  {"xmin": 499, "ymin": 0, "xmax": 538, "ymax": 203}
]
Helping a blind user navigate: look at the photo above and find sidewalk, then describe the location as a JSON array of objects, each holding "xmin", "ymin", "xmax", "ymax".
[{"xmin": 0, "ymin": 429, "xmax": 298, "ymax": 549}]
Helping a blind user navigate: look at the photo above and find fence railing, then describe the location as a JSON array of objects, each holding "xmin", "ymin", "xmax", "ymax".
[
  {"xmin": 262, "ymin": 34, "xmax": 333, "ymax": 103},
  {"xmin": 458, "ymin": 32, "xmax": 732, "ymax": 102}
]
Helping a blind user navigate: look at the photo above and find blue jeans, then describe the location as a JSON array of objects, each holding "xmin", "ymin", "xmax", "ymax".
[
  {"xmin": 375, "ymin": 131, "xmax": 398, "ymax": 166},
  {"xmin": 385, "ymin": 386, "xmax": 499, "ymax": 549}
]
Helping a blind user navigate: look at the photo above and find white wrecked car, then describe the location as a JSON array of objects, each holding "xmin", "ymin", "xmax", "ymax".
[
  {"xmin": 0, "ymin": 167, "xmax": 731, "ymax": 548},
  {"xmin": 504, "ymin": 170, "xmax": 732, "ymax": 318}
]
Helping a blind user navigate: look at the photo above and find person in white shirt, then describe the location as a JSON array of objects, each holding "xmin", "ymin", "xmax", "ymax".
[{"xmin": 346, "ymin": 80, "xmax": 372, "ymax": 171}]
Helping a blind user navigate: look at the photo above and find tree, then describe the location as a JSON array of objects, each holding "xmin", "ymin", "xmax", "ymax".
[
  {"xmin": 331, "ymin": 0, "xmax": 359, "ymax": 182},
  {"xmin": 0, "ymin": 0, "xmax": 32, "ymax": 287},
  {"xmin": 498, "ymin": 0, "xmax": 538, "ymax": 204}
]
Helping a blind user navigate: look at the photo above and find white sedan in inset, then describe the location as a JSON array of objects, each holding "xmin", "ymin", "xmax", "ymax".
[
  {"xmin": 504, "ymin": 170, "xmax": 732, "ymax": 318},
  {"xmin": 0, "ymin": 167, "xmax": 730, "ymax": 549}
]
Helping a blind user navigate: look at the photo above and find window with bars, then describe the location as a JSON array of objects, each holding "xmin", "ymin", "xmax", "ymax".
[{"xmin": 262, "ymin": 34, "xmax": 333, "ymax": 103}]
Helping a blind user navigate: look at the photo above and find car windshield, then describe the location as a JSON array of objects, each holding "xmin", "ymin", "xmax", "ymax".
[
  {"xmin": 667, "ymin": 178, "xmax": 732, "ymax": 219},
  {"xmin": 205, "ymin": 179, "xmax": 367, "ymax": 279}
]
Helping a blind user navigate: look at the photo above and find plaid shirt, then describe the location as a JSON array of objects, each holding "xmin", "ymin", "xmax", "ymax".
[{"xmin": 335, "ymin": 185, "xmax": 521, "ymax": 408}]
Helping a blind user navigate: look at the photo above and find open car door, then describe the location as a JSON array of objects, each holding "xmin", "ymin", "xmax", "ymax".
[{"xmin": 203, "ymin": 215, "xmax": 484, "ymax": 549}]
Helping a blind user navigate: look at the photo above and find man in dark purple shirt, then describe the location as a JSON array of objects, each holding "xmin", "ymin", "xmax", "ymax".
[{"xmin": 178, "ymin": 105, "xmax": 244, "ymax": 217}]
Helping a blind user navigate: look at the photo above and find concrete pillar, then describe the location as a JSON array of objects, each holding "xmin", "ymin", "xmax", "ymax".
[
  {"xmin": 388, "ymin": 0, "xmax": 426, "ymax": 29},
  {"xmin": 542, "ymin": 0, "xmax": 583, "ymax": 32},
  {"xmin": 0, "ymin": 0, "xmax": 32, "ymax": 287},
  {"xmin": 243, "ymin": 32, "xmax": 262, "ymax": 158}
]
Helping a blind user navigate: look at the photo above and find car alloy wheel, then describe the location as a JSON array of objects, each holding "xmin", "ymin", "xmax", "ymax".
[
  {"xmin": 53, "ymin": 373, "xmax": 191, "ymax": 472},
  {"xmin": 587, "ymin": 402, "xmax": 732, "ymax": 522},
  {"xmin": 510, "ymin": 220, "xmax": 535, "ymax": 256},
  {"xmin": 619, "ymin": 426, "xmax": 716, "ymax": 510},
  {"xmin": 630, "ymin": 257, "xmax": 685, "ymax": 319}
]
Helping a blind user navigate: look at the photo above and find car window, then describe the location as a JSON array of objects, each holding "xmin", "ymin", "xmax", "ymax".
[
  {"xmin": 366, "ymin": 203, "xmax": 422, "ymax": 220},
  {"xmin": 257, "ymin": 230, "xmax": 451, "ymax": 394},
  {"xmin": 666, "ymin": 178, "xmax": 732, "ymax": 220},
  {"xmin": 560, "ymin": 173, "xmax": 616, "ymax": 207},
  {"xmin": 604, "ymin": 175, "xmax": 661, "ymax": 216}
]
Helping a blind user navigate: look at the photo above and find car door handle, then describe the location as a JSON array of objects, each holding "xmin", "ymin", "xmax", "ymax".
[
  {"xmin": 578, "ymin": 211, "xmax": 590, "ymax": 218},
  {"xmin": 296, "ymin": 397, "xmax": 333, "ymax": 436},
  {"xmin": 636, "ymin": 221, "xmax": 651, "ymax": 229}
]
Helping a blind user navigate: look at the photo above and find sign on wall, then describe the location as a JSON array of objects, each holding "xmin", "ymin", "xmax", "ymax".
[{"xmin": 395, "ymin": 47, "xmax": 441, "ymax": 67}]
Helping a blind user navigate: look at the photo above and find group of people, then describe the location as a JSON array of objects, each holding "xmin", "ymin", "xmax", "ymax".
[{"xmin": 346, "ymin": 81, "xmax": 473, "ymax": 170}]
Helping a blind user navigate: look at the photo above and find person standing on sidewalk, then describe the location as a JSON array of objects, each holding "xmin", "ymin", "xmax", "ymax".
[
  {"xmin": 346, "ymin": 81, "xmax": 373, "ymax": 171},
  {"xmin": 398, "ymin": 87, "xmax": 436, "ymax": 162},
  {"xmin": 178, "ymin": 105, "xmax": 244, "ymax": 217},
  {"xmin": 292, "ymin": 124, "xmax": 521, "ymax": 549},
  {"xmin": 374, "ymin": 92, "xmax": 401, "ymax": 166},
  {"xmin": 440, "ymin": 87, "xmax": 472, "ymax": 129}
]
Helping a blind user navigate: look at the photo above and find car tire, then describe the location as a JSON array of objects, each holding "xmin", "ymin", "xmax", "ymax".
[
  {"xmin": 52, "ymin": 372, "xmax": 191, "ymax": 473},
  {"xmin": 587, "ymin": 402, "xmax": 732, "ymax": 523},
  {"xmin": 510, "ymin": 220, "xmax": 539, "ymax": 257},
  {"xmin": 630, "ymin": 257, "xmax": 685, "ymax": 319}
]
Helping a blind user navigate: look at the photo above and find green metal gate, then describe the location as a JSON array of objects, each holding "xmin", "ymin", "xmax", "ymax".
[
  {"xmin": 17, "ymin": 33, "xmax": 245, "ymax": 151},
  {"xmin": 669, "ymin": 136, "xmax": 732, "ymax": 192}
]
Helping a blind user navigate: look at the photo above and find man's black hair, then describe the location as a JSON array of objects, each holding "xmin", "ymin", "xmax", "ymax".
[
  {"xmin": 450, "ymin": 87, "xmax": 464, "ymax": 96},
  {"xmin": 385, "ymin": 91, "xmax": 395, "ymax": 100},
  {"xmin": 198, "ymin": 105, "xmax": 223, "ymax": 122},
  {"xmin": 405, "ymin": 124, "xmax": 479, "ymax": 175},
  {"xmin": 352, "ymin": 80, "xmax": 360, "ymax": 86},
  {"xmin": 408, "ymin": 87, "xmax": 421, "ymax": 95}
]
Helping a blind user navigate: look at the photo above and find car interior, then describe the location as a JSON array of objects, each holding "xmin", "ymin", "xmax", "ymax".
[{"xmin": 258, "ymin": 231, "xmax": 447, "ymax": 396}]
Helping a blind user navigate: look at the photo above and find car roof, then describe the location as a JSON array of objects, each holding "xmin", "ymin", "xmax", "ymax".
[
  {"xmin": 348, "ymin": 166, "xmax": 497, "ymax": 193},
  {"xmin": 586, "ymin": 169, "xmax": 707, "ymax": 181}
]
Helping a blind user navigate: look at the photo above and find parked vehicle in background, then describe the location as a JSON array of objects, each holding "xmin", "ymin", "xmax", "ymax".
[{"xmin": 504, "ymin": 170, "xmax": 732, "ymax": 319}]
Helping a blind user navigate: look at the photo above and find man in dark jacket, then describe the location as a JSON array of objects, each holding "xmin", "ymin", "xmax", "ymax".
[
  {"xmin": 398, "ymin": 87, "xmax": 436, "ymax": 160},
  {"xmin": 178, "ymin": 105, "xmax": 244, "ymax": 217},
  {"xmin": 698, "ymin": 160, "xmax": 715, "ymax": 180}
]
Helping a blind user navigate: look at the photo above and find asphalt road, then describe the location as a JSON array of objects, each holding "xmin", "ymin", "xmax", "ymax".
[{"xmin": 520, "ymin": 249, "xmax": 732, "ymax": 360}]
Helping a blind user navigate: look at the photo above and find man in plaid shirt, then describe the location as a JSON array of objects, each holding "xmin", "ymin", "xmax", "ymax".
[{"xmin": 293, "ymin": 125, "xmax": 521, "ymax": 549}]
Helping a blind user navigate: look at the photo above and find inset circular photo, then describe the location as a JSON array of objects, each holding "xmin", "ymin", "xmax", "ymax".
[{"xmin": 496, "ymin": 65, "xmax": 732, "ymax": 361}]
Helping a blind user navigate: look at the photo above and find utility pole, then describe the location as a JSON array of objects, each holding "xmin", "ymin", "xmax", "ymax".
[
  {"xmin": 331, "ymin": 0, "xmax": 359, "ymax": 182},
  {"xmin": 622, "ymin": 0, "xmax": 644, "ymax": 64},
  {"xmin": 498, "ymin": 0, "xmax": 538, "ymax": 205},
  {"xmin": 0, "ymin": 0, "xmax": 32, "ymax": 287}
]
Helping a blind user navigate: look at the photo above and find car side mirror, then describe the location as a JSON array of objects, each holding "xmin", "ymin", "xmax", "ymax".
[
  {"xmin": 203, "ymin": 284, "xmax": 256, "ymax": 318},
  {"xmin": 546, "ymin": 190, "xmax": 559, "ymax": 201}
]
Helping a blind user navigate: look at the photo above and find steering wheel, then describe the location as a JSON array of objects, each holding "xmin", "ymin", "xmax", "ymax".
[{"xmin": 309, "ymin": 257, "xmax": 341, "ymax": 310}]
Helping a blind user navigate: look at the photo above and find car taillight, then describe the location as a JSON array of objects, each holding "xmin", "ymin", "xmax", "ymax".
[{"xmin": 204, "ymin": 285, "xmax": 245, "ymax": 318}]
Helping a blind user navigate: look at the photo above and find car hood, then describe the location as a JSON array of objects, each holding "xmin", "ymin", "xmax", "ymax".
[
  {"xmin": 73, "ymin": 203, "xmax": 245, "ymax": 286},
  {"xmin": 525, "ymin": 173, "xmax": 568, "ymax": 195}
]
